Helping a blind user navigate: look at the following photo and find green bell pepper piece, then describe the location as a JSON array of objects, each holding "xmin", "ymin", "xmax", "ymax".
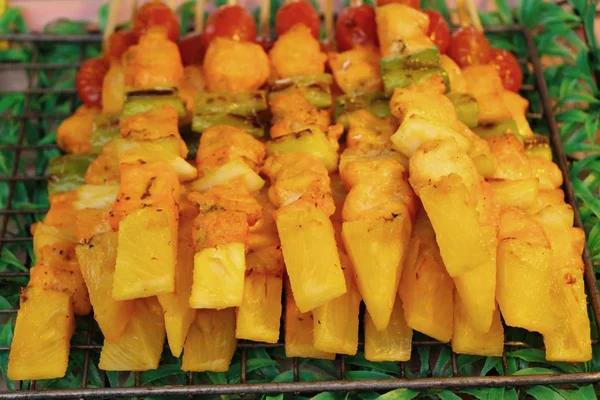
[
  {"xmin": 90, "ymin": 114, "xmax": 120, "ymax": 154},
  {"xmin": 473, "ymin": 119, "xmax": 522, "ymax": 141},
  {"xmin": 334, "ymin": 91, "xmax": 391, "ymax": 128},
  {"xmin": 123, "ymin": 95, "xmax": 187, "ymax": 118},
  {"xmin": 523, "ymin": 134, "xmax": 552, "ymax": 161},
  {"xmin": 47, "ymin": 155, "xmax": 95, "ymax": 196},
  {"xmin": 192, "ymin": 113, "xmax": 267, "ymax": 138},
  {"xmin": 270, "ymin": 73, "xmax": 334, "ymax": 109},
  {"xmin": 195, "ymin": 91, "xmax": 268, "ymax": 117},
  {"xmin": 447, "ymin": 92, "xmax": 479, "ymax": 128}
]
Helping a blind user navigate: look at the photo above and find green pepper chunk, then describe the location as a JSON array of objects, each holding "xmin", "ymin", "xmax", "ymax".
[
  {"xmin": 90, "ymin": 114, "xmax": 120, "ymax": 154},
  {"xmin": 269, "ymin": 74, "xmax": 334, "ymax": 109},
  {"xmin": 195, "ymin": 91, "xmax": 268, "ymax": 117},
  {"xmin": 524, "ymin": 134, "xmax": 552, "ymax": 161},
  {"xmin": 473, "ymin": 119, "xmax": 522, "ymax": 141},
  {"xmin": 380, "ymin": 48, "xmax": 450, "ymax": 97},
  {"xmin": 447, "ymin": 92, "xmax": 479, "ymax": 128},
  {"xmin": 334, "ymin": 91, "xmax": 391, "ymax": 128},
  {"xmin": 192, "ymin": 113, "xmax": 268, "ymax": 138},
  {"xmin": 47, "ymin": 155, "xmax": 95, "ymax": 196},
  {"xmin": 123, "ymin": 95, "xmax": 187, "ymax": 118}
]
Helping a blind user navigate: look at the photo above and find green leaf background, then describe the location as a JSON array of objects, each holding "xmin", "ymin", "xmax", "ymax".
[{"xmin": 0, "ymin": 0, "xmax": 599, "ymax": 398}]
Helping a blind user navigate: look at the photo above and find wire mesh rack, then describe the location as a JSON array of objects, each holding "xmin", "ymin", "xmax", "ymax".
[{"xmin": 0, "ymin": 20, "xmax": 600, "ymax": 400}]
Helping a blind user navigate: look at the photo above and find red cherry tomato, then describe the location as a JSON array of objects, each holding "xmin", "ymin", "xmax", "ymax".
[
  {"xmin": 106, "ymin": 29, "xmax": 139, "ymax": 60},
  {"xmin": 275, "ymin": 0, "xmax": 321, "ymax": 39},
  {"xmin": 76, "ymin": 57, "xmax": 109, "ymax": 108},
  {"xmin": 335, "ymin": 3, "xmax": 377, "ymax": 51},
  {"xmin": 179, "ymin": 32, "xmax": 205, "ymax": 66},
  {"xmin": 448, "ymin": 26, "xmax": 491, "ymax": 68},
  {"xmin": 375, "ymin": 0, "xmax": 420, "ymax": 9},
  {"xmin": 133, "ymin": 0, "xmax": 180, "ymax": 42},
  {"xmin": 422, "ymin": 10, "xmax": 450, "ymax": 54},
  {"xmin": 202, "ymin": 5, "xmax": 257, "ymax": 48},
  {"xmin": 489, "ymin": 48, "xmax": 523, "ymax": 92}
]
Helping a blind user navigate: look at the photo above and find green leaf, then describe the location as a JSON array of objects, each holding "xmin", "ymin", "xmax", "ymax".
[
  {"xmin": 346, "ymin": 371, "xmax": 396, "ymax": 380},
  {"xmin": 310, "ymin": 393, "xmax": 345, "ymax": 400},
  {"xmin": 494, "ymin": 0, "xmax": 513, "ymax": 24},
  {"xmin": 376, "ymin": 388, "xmax": 419, "ymax": 400},
  {"xmin": 526, "ymin": 386, "xmax": 569, "ymax": 400},
  {"xmin": 436, "ymin": 391, "xmax": 463, "ymax": 400},
  {"xmin": 512, "ymin": 367, "xmax": 559, "ymax": 376}
]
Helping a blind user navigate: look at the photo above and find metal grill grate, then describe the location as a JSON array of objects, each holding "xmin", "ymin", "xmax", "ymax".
[{"xmin": 0, "ymin": 24, "xmax": 599, "ymax": 400}]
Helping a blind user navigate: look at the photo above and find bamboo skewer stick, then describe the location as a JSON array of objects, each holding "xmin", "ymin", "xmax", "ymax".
[
  {"xmin": 324, "ymin": 0, "xmax": 334, "ymax": 49},
  {"xmin": 132, "ymin": 0, "xmax": 138, "ymax": 15},
  {"xmin": 195, "ymin": 0, "xmax": 205, "ymax": 33},
  {"xmin": 456, "ymin": 0, "xmax": 470, "ymax": 28},
  {"xmin": 227, "ymin": 0, "xmax": 236, "ymax": 6},
  {"xmin": 465, "ymin": 0, "xmax": 483, "ymax": 32},
  {"xmin": 166, "ymin": 0, "xmax": 176, "ymax": 10},
  {"xmin": 104, "ymin": 0, "xmax": 122, "ymax": 47},
  {"xmin": 259, "ymin": 0, "xmax": 271, "ymax": 41}
]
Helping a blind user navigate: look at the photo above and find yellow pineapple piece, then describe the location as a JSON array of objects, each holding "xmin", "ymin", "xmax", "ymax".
[
  {"xmin": 189, "ymin": 242, "xmax": 246, "ymax": 309},
  {"xmin": 76, "ymin": 231, "xmax": 135, "ymax": 341},
  {"xmin": 497, "ymin": 208, "xmax": 554, "ymax": 334},
  {"xmin": 342, "ymin": 214, "xmax": 411, "ymax": 331},
  {"xmin": 489, "ymin": 179, "xmax": 539, "ymax": 210},
  {"xmin": 236, "ymin": 246, "xmax": 284, "ymax": 343},
  {"xmin": 276, "ymin": 206, "xmax": 346, "ymax": 313},
  {"xmin": 8, "ymin": 287, "xmax": 74, "ymax": 380},
  {"xmin": 157, "ymin": 203, "xmax": 197, "ymax": 357},
  {"xmin": 182, "ymin": 308, "xmax": 237, "ymax": 372},
  {"xmin": 190, "ymin": 158, "xmax": 265, "ymax": 194},
  {"xmin": 532, "ymin": 206, "xmax": 591, "ymax": 361},
  {"xmin": 312, "ymin": 252, "xmax": 361, "ymax": 355},
  {"xmin": 99, "ymin": 297, "xmax": 165, "ymax": 371},
  {"xmin": 452, "ymin": 182, "xmax": 499, "ymax": 333},
  {"xmin": 248, "ymin": 188, "xmax": 280, "ymax": 250},
  {"xmin": 113, "ymin": 207, "xmax": 177, "ymax": 300},
  {"xmin": 29, "ymin": 264, "xmax": 91, "ymax": 316},
  {"xmin": 399, "ymin": 211, "xmax": 454, "ymax": 343},
  {"xmin": 418, "ymin": 174, "xmax": 489, "ymax": 277},
  {"xmin": 285, "ymin": 281, "xmax": 335, "ymax": 360},
  {"xmin": 119, "ymin": 142, "xmax": 197, "ymax": 181},
  {"xmin": 452, "ymin": 298, "xmax": 503, "ymax": 357},
  {"xmin": 364, "ymin": 299, "xmax": 412, "ymax": 362}
]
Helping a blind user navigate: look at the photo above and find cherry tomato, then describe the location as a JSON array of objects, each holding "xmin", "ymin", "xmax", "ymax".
[
  {"xmin": 335, "ymin": 3, "xmax": 377, "ymax": 51},
  {"xmin": 106, "ymin": 29, "xmax": 139, "ymax": 60},
  {"xmin": 179, "ymin": 32, "xmax": 205, "ymax": 66},
  {"xmin": 76, "ymin": 57, "xmax": 109, "ymax": 108},
  {"xmin": 448, "ymin": 26, "xmax": 491, "ymax": 68},
  {"xmin": 489, "ymin": 48, "xmax": 523, "ymax": 92},
  {"xmin": 275, "ymin": 0, "xmax": 321, "ymax": 39},
  {"xmin": 202, "ymin": 5, "xmax": 257, "ymax": 48},
  {"xmin": 422, "ymin": 10, "xmax": 450, "ymax": 54},
  {"xmin": 133, "ymin": 0, "xmax": 180, "ymax": 42},
  {"xmin": 375, "ymin": 0, "xmax": 420, "ymax": 9}
]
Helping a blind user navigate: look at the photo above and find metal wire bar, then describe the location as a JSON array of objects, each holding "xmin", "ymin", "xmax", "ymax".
[{"xmin": 0, "ymin": 21, "xmax": 599, "ymax": 399}]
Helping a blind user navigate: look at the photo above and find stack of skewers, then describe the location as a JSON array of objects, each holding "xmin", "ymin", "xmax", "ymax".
[{"xmin": 7, "ymin": 0, "xmax": 592, "ymax": 381}]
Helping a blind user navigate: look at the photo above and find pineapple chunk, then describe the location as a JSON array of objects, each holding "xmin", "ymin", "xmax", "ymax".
[
  {"xmin": 76, "ymin": 232, "xmax": 134, "ymax": 341},
  {"xmin": 532, "ymin": 206, "xmax": 591, "ymax": 361},
  {"xmin": 119, "ymin": 141, "xmax": 197, "ymax": 181},
  {"xmin": 189, "ymin": 242, "xmax": 246, "ymax": 309},
  {"xmin": 285, "ymin": 282, "xmax": 335, "ymax": 360},
  {"xmin": 312, "ymin": 252, "xmax": 361, "ymax": 355},
  {"xmin": 248, "ymin": 188, "xmax": 280, "ymax": 251},
  {"xmin": 8, "ymin": 287, "xmax": 74, "ymax": 380},
  {"xmin": 489, "ymin": 179, "xmax": 539, "ymax": 210},
  {"xmin": 342, "ymin": 214, "xmax": 411, "ymax": 331},
  {"xmin": 267, "ymin": 127, "xmax": 339, "ymax": 173},
  {"xmin": 276, "ymin": 206, "xmax": 346, "ymax": 313},
  {"xmin": 399, "ymin": 212, "xmax": 454, "ymax": 343},
  {"xmin": 32, "ymin": 222, "xmax": 75, "ymax": 262},
  {"xmin": 73, "ymin": 184, "xmax": 119, "ymax": 211},
  {"xmin": 452, "ymin": 183, "xmax": 499, "ymax": 333},
  {"xmin": 236, "ymin": 246, "xmax": 284, "ymax": 343},
  {"xmin": 157, "ymin": 203, "xmax": 197, "ymax": 357},
  {"xmin": 113, "ymin": 207, "xmax": 177, "ymax": 300},
  {"xmin": 452, "ymin": 298, "xmax": 504, "ymax": 357},
  {"xmin": 497, "ymin": 209, "xmax": 554, "ymax": 334},
  {"xmin": 418, "ymin": 174, "xmax": 489, "ymax": 277},
  {"xmin": 182, "ymin": 308, "xmax": 237, "ymax": 372},
  {"xmin": 364, "ymin": 299, "xmax": 412, "ymax": 362},
  {"xmin": 75, "ymin": 207, "xmax": 112, "ymax": 244},
  {"xmin": 99, "ymin": 297, "xmax": 166, "ymax": 371},
  {"xmin": 29, "ymin": 264, "xmax": 91, "ymax": 316},
  {"xmin": 190, "ymin": 158, "xmax": 265, "ymax": 194}
]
